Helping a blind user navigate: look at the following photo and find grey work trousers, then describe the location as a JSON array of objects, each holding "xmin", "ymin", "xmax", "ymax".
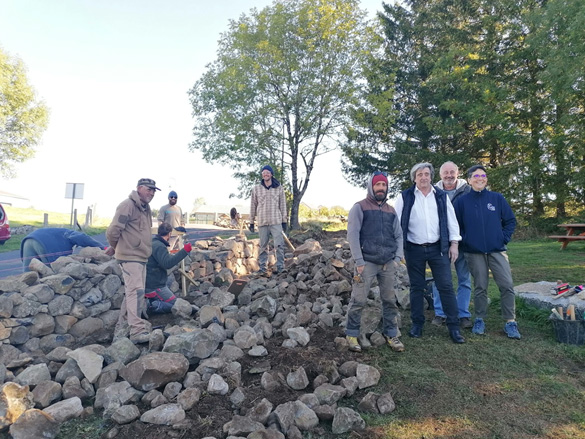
[
  {"xmin": 465, "ymin": 251, "xmax": 516, "ymax": 321},
  {"xmin": 345, "ymin": 260, "xmax": 400, "ymax": 338}
]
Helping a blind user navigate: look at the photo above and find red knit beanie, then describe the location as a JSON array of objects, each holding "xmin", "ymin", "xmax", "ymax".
[{"xmin": 372, "ymin": 173, "xmax": 388, "ymax": 186}]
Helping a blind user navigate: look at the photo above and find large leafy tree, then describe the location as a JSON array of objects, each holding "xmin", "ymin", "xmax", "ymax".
[
  {"xmin": 188, "ymin": 0, "xmax": 380, "ymax": 228},
  {"xmin": 0, "ymin": 47, "xmax": 49, "ymax": 177}
]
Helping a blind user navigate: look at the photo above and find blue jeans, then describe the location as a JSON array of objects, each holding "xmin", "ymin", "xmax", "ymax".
[
  {"xmin": 404, "ymin": 242, "xmax": 459, "ymax": 330},
  {"xmin": 432, "ymin": 251, "xmax": 471, "ymax": 318},
  {"xmin": 345, "ymin": 261, "xmax": 400, "ymax": 338},
  {"xmin": 258, "ymin": 224, "xmax": 285, "ymax": 271}
]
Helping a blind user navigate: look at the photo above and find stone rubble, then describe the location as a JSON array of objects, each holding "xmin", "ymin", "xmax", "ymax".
[{"xmin": 0, "ymin": 233, "xmax": 411, "ymax": 438}]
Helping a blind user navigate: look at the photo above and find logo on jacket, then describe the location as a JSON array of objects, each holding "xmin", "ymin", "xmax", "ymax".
[{"xmin": 487, "ymin": 203, "xmax": 495, "ymax": 211}]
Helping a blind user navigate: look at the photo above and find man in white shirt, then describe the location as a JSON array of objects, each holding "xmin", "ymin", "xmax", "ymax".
[{"xmin": 394, "ymin": 162, "xmax": 465, "ymax": 344}]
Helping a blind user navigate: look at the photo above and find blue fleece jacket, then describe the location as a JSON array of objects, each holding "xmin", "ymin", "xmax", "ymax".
[
  {"xmin": 20, "ymin": 228, "xmax": 105, "ymax": 263},
  {"xmin": 454, "ymin": 189, "xmax": 516, "ymax": 254}
]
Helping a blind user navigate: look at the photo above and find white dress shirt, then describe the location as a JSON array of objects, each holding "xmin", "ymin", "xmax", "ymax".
[{"xmin": 394, "ymin": 186, "xmax": 461, "ymax": 244}]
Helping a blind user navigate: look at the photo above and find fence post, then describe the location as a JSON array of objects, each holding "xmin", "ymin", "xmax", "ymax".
[
  {"xmin": 43, "ymin": 213, "xmax": 49, "ymax": 227},
  {"xmin": 85, "ymin": 207, "xmax": 93, "ymax": 227}
]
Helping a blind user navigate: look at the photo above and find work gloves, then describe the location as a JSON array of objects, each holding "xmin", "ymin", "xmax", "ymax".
[
  {"xmin": 249, "ymin": 224, "xmax": 255, "ymax": 233},
  {"xmin": 184, "ymin": 242, "xmax": 192, "ymax": 253},
  {"xmin": 282, "ymin": 223, "xmax": 287, "ymax": 233}
]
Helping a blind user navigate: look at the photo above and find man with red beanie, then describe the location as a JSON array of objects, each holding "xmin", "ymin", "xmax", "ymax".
[{"xmin": 345, "ymin": 171, "xmax": 405, "ymax": 353}]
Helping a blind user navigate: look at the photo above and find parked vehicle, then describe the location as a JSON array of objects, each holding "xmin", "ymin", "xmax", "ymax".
[{"xmin": 0, "ymin": 203, "xmax": 11, "ymax": 245}]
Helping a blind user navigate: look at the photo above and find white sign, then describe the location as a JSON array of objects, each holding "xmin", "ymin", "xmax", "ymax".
[{"xmin": 65, "ymin": 183, "xmax": 84, "ymax": 199}]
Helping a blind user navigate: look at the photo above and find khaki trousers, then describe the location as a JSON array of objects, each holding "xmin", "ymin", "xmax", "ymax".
[{"xmin": 117, "ymin": 261, "xmax": 148, "ymax": 337}]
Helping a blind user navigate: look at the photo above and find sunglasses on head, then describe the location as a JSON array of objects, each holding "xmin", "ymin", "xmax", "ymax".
[{"xmin": 373, "ymin": 171, "xmax": 388, "ymax": 177}]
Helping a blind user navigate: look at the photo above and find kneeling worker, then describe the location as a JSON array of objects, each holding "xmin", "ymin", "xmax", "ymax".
[{"xmin": 145, "ymin": 222, "xmax": 192, "ymax": 314}]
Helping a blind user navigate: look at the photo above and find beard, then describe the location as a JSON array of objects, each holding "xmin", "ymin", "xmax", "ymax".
[{"xmin": 374, "ymin": 191, "xmax": 386, "ymax": 201}]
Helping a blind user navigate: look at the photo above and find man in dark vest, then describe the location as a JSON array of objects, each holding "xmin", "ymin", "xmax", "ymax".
[
  {"xmin": 345, "ymin": 171, "xmax": 405, "ymax": 353},
  {"xmin": 394, "ymin": 162, "xmax": 465, "ymax": 344}
]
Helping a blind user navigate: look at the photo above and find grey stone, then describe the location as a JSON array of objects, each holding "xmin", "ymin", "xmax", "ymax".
[
  {"xmin": 260, "ymin": 372, "xmax": 280, "ymax": 392},
  {"xmin": 120, "ymin": 352, "xmax": 189, "ymax": 392},
  {"xmin": 67, "ymin": 347, "xmax": 104, "ymax": 383},
  {"xmin": 0, "ymin": 294, "xmax": 14, "ymax": 318},
  {"xmin": 8, "ymin": 408, "xmax": 60, "ymax": 439},
  {"xmin": 162, "ymin": 329, "xmax": 220, "ymax": 362},
  {"xmin": 332, "ymin": 407, "xmax": 365, "ymax": 434},
  {"xmin": 377, "ymin": 392, "xmax": 396, "ymax": 414},
  {"xmin": 31, "ymin": 380, "xmax": 62, "ymax": 408},
  {"xmin": 222, "ymin": 415, "xmax": 264, "ymax": 437},
  {"xmin": 313, "ymin": 404, "xmax": 335, "ymax": 421},
  {"xmin": 341, "ymin": 376, "xmax": 359, "ymax": 396},
  {"xmin": 69, "ymin": 316, "xmax": 104, "ymax": 340},
  {"xmin": 199, "ymin": 305, "xmax": 224, "ymax": 327},
  {"xmin": 140, "ymin": 403, "xmax": 185, "ymax": 425},
  {"xmin": 248, "ymin": 345, "xmax": 268, "ymax": 357},
  {"xmin": 9, "ymin": 325, "xmax": 29, "ymax": 345},
  {"xmin": 171, "ymin": 298, "xmax": 193, "ymax": 319},
  {"xmin": 62, "ymin": 376, "xmax": 89, "ymax": 400},
  {"xmin": 356, "ymin": 363, "xmax": 380, "ymax": 389},
  {"xmin": 177, "ymin": 387, "xmax": 201, "ymax": 410},
  {"xmin": 12, "ymin": 298, "xmax": 42, "ymax": 318},
  {"xmin": 233, "ymin": 325, "xmax": 258, "ymax": 349},
  {"xmin": 41, "ymin": 274, "xmax": 75, "ymax": 295},
  {"xmin": 247, "ymin": 397, "xmax": 273, "ymax": 424},
  {"xmin": 15, "ymin": 363, "xmax": 51, "ymax": 387},
  {"xmin": 357, "ymin": 391, "xmax": 379, "ymax": 413},
  {"xmin": 55, "ymin": 358, "xmax": 84, "ymax": 384},
  {"xmin": 230, "ymin": 387, "xmax": 246, "ymax": 407},
  {"xmin": 43, "ymin": 396, "xmax": 84, "ymax": 423},
  {"xmin": 207, "ymin": 373, "xmax": 229, "ymax": 395},
  {"xmin": 286, "ymin": 366, "xmax": 309, "ymax": 390},
  {"xmin": 247, "ymin": 429, "xmax": 285, "ymax": 439},
  {"xmin": 47, "ymin": 295, "xmax": 74, "ymax": 316},
  {"xmin": 339, "ymin": 360, "xmax": 359, "ymax": 377},
  {"xmin": 24, "ymin": 284, "xmax": 55, "ymax": 304},
  {"xmin": 209, "ymin": 288, "xmax": 235, "ymax": 308},
  {"xmin": 250, "ymin": 295, "xmax": 277, "ymax": 318},
  {"xmin": 163, "ymin": 381, "xmax": 183, "ymax": 400},
  {"xmin": 286, "ymin": 327, "xmax": 310, "ymax": 346},
  {"xmin": 94, "ymin": 381, "xmax": 136, "ymax": 413},
  {"xmin": 298, "ymin": 393, "xmax": 320, "ymax": 409},
  {"xmin": 111, "ymin": 404, "xmax": 141, "ymax": 425},
  {"xmin": 219, "ymin": 344, "xmax": 245, "ymax": 362},
  {"xmin": 314, "ymin": 383, "xmax": 347, "ymax": 405},
  {"xmin": 104, "ymin": 337, "xmax": 141, "ymax": 365},
  {"xmin": 39, "ymin": 333, "xmax": 76, "ymax": 353}
]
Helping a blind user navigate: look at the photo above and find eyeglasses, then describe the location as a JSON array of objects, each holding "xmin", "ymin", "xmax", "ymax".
[
  {"xmin": 472, "ymin": 174, "xmax": 487, "ymax": 178},
  {"xmin": 374, "ymin": 171, "xmax": 388, "ymax": 177},
  {"xmin": 169, "ymin": 197, "xmax": 177, "ymax": 199}
]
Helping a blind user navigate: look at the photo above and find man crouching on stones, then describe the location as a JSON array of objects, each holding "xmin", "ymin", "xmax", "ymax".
[{"xmin": 345, "ymin": 171, "xmax": 405, "ymax": 353}]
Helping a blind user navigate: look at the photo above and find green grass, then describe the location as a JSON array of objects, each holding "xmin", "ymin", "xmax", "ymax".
[
  {"xmin": 0, "ymin": 206, "xmax": 108, "ymax": 253},
  {"xmin": 361, "ymin": 238, "xmax": 585, "ymax": 439}
]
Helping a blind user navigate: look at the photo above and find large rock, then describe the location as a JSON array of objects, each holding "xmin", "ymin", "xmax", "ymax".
[
  {"xmin": 0, "ymin": 382, "xmax": 35, "ymax": 429},
  {"xmin": 15, "ymin": 363, "xmax": 51, "ymax": 387},
  {"xmin": 140, "ymin": 403, "xmax": 185, "ymax": 425},
  {"xmin": 43, "ymin": 396, "xmax": 84, "ymax": 423},
  {"xmin": 104, "ymin": 337, "xmax": 141, "ymax": 365},
  {"xmin": 162, "ymin": 329, "xmax": 220, "ymax": 362},
  {"xmin": 68, "ymin": 316, "xmax": 104, "ymax": 340},
  {"xmin": 120, "ymin": 352, "xmax": 189, "ymax": 392},
  {"xmin": 24, "ymin": 284, "xmax": 55, "ymax": 304},
  {"xmin": 40, "ymin": 274, "xmax": 75, "ymax": 295},
  {"xmin": 67, "ymin": 347, "xmax": 104, "ymax": 383},
  {"xmin": 223, "ymin": 415, "xmax": 265, "ymax": 437},
  {"xmin": 31, "ymin": 381, "xmax": 62, "ymax": 409},
  {"xmin": 356, "ymin": 363, "xmax": 380, "ymax": 389},
  {"xmin": 8, "ymin": 409, "xmax": 60, "ymax": 439},
  {"xmin": 331, "ymin": 407, "xmax": 365, "ymax": 434}
]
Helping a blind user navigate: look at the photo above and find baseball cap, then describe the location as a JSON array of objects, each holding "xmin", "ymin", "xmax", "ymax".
[{"xmin": 137, "ymin": 178, "xmax": 161, "ymax": 191}]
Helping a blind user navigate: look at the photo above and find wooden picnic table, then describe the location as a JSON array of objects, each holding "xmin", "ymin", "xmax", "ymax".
[{"xmin": 549, "ymin": 224, "xmax": 585, "ymax": 250}]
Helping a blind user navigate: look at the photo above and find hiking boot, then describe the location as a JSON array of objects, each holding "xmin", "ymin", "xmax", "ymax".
[
  {"xmin": 460, "ymin": 317, "xmax": 473, "ymax": 329},
  {"xmin": 386, "ymin": 336, "xmax": 405, "ymax": 352},
  {"xmin": 129, "ymin": 332, "xmax": 150, "ymax": 344},
  {"xmin": 431, "ymin": 316, "xmax": 446, "ymax": 327},
  {"xmin": 472, "ymin": 318, "xmax": 485, "ymax": 335},
  {"xmin": 504, "ymin": 321, "xmax": 522, "ymax": 339},
  {"xmin": 408, "ymin": 325, "xmax": 423, "ymax": 338},
  {"xmin": 346, "ymin": 336, "xmax": 362, "ymax": 352}
]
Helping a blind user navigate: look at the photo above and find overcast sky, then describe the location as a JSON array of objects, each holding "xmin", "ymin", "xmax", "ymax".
[{"xmin": 0, "ymin": 0, "xmax": 386, "ymax": 217}]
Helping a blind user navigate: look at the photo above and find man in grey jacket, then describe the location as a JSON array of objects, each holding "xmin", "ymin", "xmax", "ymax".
[
  {"xmin": 345, "ymin": 171, "xmax": 405, "ymax": 353},
  {"xmin": 431, "ymin": 162, "xmax": 473, "ymax": 329}
]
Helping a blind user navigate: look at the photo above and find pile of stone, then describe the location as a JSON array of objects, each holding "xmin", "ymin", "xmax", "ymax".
[{"xmin": 0, "ymin": 235, "xmax": 410, "ymax": 439}]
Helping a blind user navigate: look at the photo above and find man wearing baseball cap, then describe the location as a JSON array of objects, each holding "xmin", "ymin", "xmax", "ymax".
[
  {"xmin": 107, "ymin": 178, "xmax": 160, "ymax": 344},
  {"xmin": 157, "ymin": 190, "xmax": 185, "ymax": 250}
]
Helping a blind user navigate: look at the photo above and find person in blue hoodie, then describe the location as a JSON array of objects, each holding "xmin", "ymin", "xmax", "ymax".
[
  {"xmin": 453, "ymin": 165, "xmax": 521, "ymax": 339},
  {"xmin": 21, "ymin": 228, "xmax": 106, "ymax": 272}
]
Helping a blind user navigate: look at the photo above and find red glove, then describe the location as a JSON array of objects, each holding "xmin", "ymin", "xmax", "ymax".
[{"xmin": 184, "ymin": 242, "xmax": 192, "ymax": 253}]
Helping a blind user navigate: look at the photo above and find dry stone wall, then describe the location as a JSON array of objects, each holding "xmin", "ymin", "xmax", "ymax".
[{"xmin": 0, "ymin": 234, "xmax": 410, "ymax": 439}]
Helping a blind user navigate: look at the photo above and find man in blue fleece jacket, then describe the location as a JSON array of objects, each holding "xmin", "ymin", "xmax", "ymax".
[
  {"xmin": 454, "ymin": 165, "xmax": 521, "ymax": 339},
  {"xmin": 21, "ymin": 228, "xmax": 106, "ymax": 272}
]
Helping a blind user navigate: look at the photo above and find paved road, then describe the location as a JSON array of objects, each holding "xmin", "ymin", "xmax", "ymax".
[{"xmin": 0, "ymin": 225, "xmax": 240, "ymax": 278}]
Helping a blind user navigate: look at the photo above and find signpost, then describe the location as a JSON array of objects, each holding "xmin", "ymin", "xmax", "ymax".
[{"xmin": 65, "ymin": 183, "xmax": 84, "ymax": 228}]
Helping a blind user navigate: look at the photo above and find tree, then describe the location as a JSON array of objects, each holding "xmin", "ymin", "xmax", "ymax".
[
  {"xmin": 0, "ymin": 47, "xmax": 49, "ymax": 177},
  {"xmin": 188, "ymin": 0, "xmax": 380, "ymax": 229}
]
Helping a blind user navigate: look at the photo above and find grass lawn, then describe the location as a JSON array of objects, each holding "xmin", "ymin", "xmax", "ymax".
[
  {"xmin": 363, "ymin": 239, "xmax": 585, "ymax": 439},
  {"xmin": 0, "ymin": 206, "xmax": 109, "ymax": 253}
]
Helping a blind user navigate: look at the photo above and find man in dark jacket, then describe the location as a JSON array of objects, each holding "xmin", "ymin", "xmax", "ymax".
[
  {"xmin": 454, "ymin": 165, "xmax": 521, "ymax": 339},
  {"xmin": 145, "ymin": 222, "xmax": 192, "ymax": 314},
  {"xmin": 394, "ymin": 162, "xmax": 465, "ymax": 344},
  {"xmin": 21, "ymin": 228, "xmax": 106, "ymax": 272},
  {"xmin": 345, "ymin": 171, "xmax": 405, "ymax": 353}
]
